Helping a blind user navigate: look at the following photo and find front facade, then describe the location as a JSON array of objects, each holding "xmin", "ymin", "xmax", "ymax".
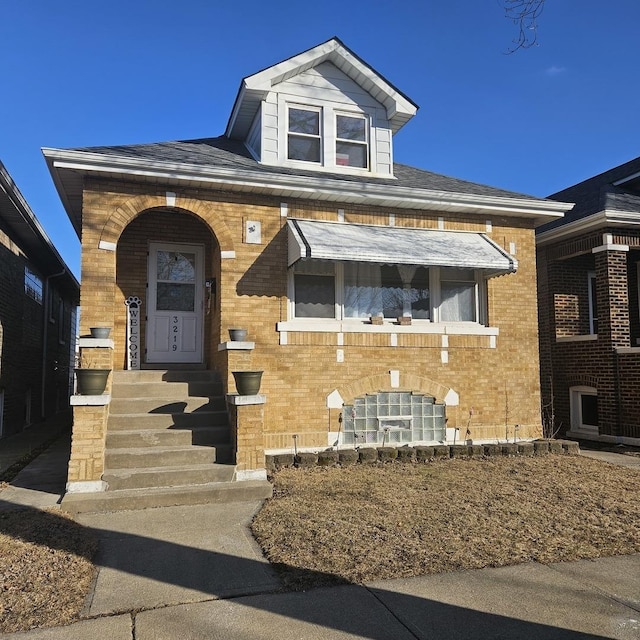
[
  {"xmin": 0, "ymin": 161, "xmax": 79, "ymax": 438},
  {"xmin": 538, "ymin": 157, "xmax": 640, "ymax": 446},
  {"xmin": 45, "ymin": 39, "xmax": 571, "ymax": 492}
]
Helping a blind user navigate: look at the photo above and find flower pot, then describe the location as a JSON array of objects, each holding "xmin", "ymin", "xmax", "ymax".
[
  {"xmin": 228, "ymin": 328, "xmax": 248, "ymax": 341},
  {"xmin": 75, "ymin": 368, "xmax": 111, "ymax": 395},
  {"xmin": 232, "ymin": 370, "xmax": 263, "ymax": 395},
  {"xmin": 90, "ymin": 327, "xmax": 111, "ymax": 339}
]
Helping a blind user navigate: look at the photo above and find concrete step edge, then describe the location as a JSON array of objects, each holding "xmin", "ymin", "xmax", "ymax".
[{"xmin": 60, "ymin": 480, "xmax": 273, "ymax": 514}]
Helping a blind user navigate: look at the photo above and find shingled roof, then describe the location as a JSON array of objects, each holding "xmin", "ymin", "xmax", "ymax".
[
  {"xmin": 70, "ymin": 135, "xmax": 542, "ymax": 201},
  {"xmin": 542, "ymin": 155, "xmax": 640, "ymax": 233}
]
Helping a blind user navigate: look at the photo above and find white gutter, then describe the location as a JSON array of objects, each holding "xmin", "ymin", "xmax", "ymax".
[
  {"xmin": 536, "ymin": 209, "xmax": 640, "ymax": 246},
  {"xmin": 43, "ymin": 147, "xmax": 573, "ymax": 222}
]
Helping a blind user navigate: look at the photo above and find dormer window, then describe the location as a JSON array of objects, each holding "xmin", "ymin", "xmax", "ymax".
[
  {"xmin": 288, "ymin": 106, "xmax": 321, "ymax": 163},
  {"xmin": 283, "ymin": 102, "xmax": 371, "ymax": 172},
  {"xmin": 336, "ymin": 113, "xmax": 368, "ymax": 168}
]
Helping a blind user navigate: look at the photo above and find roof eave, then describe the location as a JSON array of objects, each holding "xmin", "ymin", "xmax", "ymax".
[
  {"xmin": 536, "ymin": 209, "xmax": 640, "ymax": 246},
  {"xmin": 45, "ymin": 148, "xmax": 571, "ymax": 228},
  {"xmin": 0, "ymin": 160, "xmax": 79, "ymax": 294}
]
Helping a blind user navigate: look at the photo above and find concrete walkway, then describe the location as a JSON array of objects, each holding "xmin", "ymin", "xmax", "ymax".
[{"xmin": 1, "ymin": 432, "xmax": 639, "ymax": 639}]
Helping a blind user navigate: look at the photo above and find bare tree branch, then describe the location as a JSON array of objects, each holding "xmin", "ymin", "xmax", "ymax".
[{"xmin": 501, "ymin": 0, "xmax": 545, "ymax": 53}]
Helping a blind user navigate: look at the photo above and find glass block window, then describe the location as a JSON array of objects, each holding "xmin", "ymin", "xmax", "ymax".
[{"xmin": 342, "ymin": 391, "xmax": 446, "ymax": 446}]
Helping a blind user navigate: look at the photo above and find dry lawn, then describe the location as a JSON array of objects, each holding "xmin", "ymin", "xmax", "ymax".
[
  {"xmin": 252, "ymin": 455, "xmax": 640, "ymax": 590},
  {"xmin": 0, "ymin": 508, "xmax": 98, "ymax": 634}
]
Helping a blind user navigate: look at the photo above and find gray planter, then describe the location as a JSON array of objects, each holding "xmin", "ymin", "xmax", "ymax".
[
  {"xmin": 90, "ymin": 327, "xmax": 111, "ymax": 339},
  {"xmin": 75, "ymin": 368, "xmax": 111, "ymax": 395},
  {"xmin": 228, "ymin": 328, "xmax": 248, "ymax": 341},
  {"xmin": 232, "ymin": 370, "xmax": 263, "ymax": 395}
]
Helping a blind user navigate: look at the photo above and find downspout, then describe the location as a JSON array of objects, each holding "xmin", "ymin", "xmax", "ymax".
[{"xmin": 41, "ymin": 269, "xmax": 67, "ymax": 419}]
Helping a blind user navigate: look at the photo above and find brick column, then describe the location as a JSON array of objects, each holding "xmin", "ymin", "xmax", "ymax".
[
  {"xmin": 593, "ymin": 239, "xmax": 630, "ymax": 349},
  {"xmin": 227, "ymin": 395, "xmax": 267, "ymax": 480},
  {"xmin": 592, "ymin": 236, "xmax": 630, "ymax": 436}
]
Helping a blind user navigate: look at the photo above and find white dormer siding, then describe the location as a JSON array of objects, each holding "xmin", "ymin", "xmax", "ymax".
[{"xmin": 248, "ymin": 62, "xmax": 394, "ymax": 177}]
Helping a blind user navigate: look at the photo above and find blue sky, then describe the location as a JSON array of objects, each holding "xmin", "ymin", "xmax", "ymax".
[{"xmin": 2, "ymin": 1, "xmax": 640, "ymax": 279}]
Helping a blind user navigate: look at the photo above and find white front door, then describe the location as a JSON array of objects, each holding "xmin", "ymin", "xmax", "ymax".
[{"xmin": 146, "ymin": 242, "xmax": 204, "ymax": 364}]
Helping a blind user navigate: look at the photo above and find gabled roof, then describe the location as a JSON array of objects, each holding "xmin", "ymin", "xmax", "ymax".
[
  {"xmin": 43, "ymin": 135, "xmax": 572, "ymax": 237},
  {"xmin": 225, "ymin": 37, "xmax": 419, "ymax": 140},
  {"xmin": 0, "ymin": 160, "xmax": 79, "ymax": 299}
]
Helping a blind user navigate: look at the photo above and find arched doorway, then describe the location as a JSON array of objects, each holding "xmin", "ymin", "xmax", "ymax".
[{"xmin": 116, "ymin": 209, "xmax": 217, "ymax": 369}]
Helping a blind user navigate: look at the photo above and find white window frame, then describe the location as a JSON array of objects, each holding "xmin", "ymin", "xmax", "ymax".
[
  {"xmin": 288, "ymin": 262, "xmax": 486, "ymax": 325},
  {"xmin": 280, "ymin": 99, "xmax": 373, "ymax": 173},
  {"xmin": 569, "ymin": 386, "xmax": 598, "ymax": 435},
  {"xmin": 287, "ymin": 104, "xmax": 322, "ymax": 164},
  {"xmin": 335, "ymin": 111, "xmax": 369, "ymax": 169},
  {"xmin": 588, "ymin": 271, "xmax": 598, "ymax": 335}
]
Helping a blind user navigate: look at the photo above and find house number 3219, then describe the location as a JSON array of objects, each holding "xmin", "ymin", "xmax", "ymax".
[{"xmin": 172, "ymin": 316, "xmax": 179, "ymax": 351}]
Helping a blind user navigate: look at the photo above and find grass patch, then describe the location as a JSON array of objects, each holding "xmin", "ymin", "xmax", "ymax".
[
  {"xmin": 0, "ymin": 508, "xmax": 98, "ymax": 634},
  {"xmin": 252, "ymin": 456, "xmax": 640, "ymax": 590}
]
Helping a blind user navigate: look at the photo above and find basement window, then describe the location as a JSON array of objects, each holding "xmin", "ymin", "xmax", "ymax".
[{"xmin": 342, "ymin": 392, "xmax": 446, "ymax": 445}]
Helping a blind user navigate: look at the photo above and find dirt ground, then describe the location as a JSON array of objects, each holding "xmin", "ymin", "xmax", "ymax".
[
  {"xmin": 0, "ymin": 508, "xmax": 98, "ymax": 634},
  {"xmin": 252, "ymin": 455, "xmax": 640, "ymax": 590}
]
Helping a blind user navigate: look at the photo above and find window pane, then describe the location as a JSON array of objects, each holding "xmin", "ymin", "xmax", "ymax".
[
  {"xmin": 294, "ymin": 274, "xmax": 335, "ymax": 318},
  {"xmin": 157, "ymin": 251, "xmax": 195, "ymax": 282},
  {"xmin": 344, "ymin": 263, "xmax": 383, "ymax": 318},
  {"xmin": 156, "ymin": 283, "xmax": 195, "ymax": 311},
  {"xmin": 289, "ymin": 108, "xmax": 319, "ymax": 135},
  {"xmin": 24, "ymin": 266, "xmax": 43, "ymax": 304},
  {"xmin": 288, "ymin": 136, "xmax": 321, "ymax": 162},
  {"xmin": 581, "ymin": 394, "xmax": 598, "ymax": 426},
  {"xmin": 337, "ymin": 115, "xmax": 366, "ymax": 141},
  {"xmin": 336, "ymin": 141, "xmax": 367, "ymax": 168},
  {"xmin": 440, "ymin": 282, "xmax": 476, "ymax": 321},
  {"xmin": 345, "ymin": 264, "xmax": 430, "ymax": 319}
]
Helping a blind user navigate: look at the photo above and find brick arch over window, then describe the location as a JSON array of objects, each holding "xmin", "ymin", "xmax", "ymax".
[
  {"xmin": 565, "ymin": 375, "xmax": 599, "ymax": 390},
  {"xmin": 98, "ymin": 194, "xmax": 234, "ymax": 253},
  {"xmin": 338, "ymin": 371, "xmax": 451, "ymax": 405}
]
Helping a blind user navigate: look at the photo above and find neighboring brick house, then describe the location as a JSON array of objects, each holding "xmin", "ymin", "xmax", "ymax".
[
  {"xmin": 537, "ymin": 156, "xmax": 640, "ymax": 446},
  {"xmin": 0, "ymin": 161, "xmax": 79, "ymax": 438},
  {"xmin": 44, "ymin": 38, "xmax": 571, "ymax": 497}
]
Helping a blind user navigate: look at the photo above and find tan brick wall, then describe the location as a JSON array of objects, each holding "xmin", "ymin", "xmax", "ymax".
[
  {"xmin": 68, "ymin": 405, "xmax": 108, "ymax": 481},
  {"xmin": 72, "ymin": 179, "xmax": 544, "ymax": 475}
]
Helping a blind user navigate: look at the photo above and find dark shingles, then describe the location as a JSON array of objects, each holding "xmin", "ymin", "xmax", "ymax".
[
  {"xmin": 541, "ymin": 155, "xmax": 640, "ymax": 232},
  {"xmin": 72, "ymin": 136, "xmax": 547, "ymax": 202}
]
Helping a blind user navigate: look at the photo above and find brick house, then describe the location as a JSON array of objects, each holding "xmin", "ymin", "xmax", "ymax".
[
  {"xmin": 538, "ymin": 157, "xmax": 640, "ymax": 446},
  {"xmin": 44, "ymin": 39, "xmax": 571, "ymax": 505},
  {"xmin": 0, "ymin": 160, "xmax": 79, "ymax": 438}
]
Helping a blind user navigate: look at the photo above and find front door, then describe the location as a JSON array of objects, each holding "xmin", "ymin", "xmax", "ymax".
[{"xmin": 146, "ymin": 242, "xmax": 204, "ymax": 364}]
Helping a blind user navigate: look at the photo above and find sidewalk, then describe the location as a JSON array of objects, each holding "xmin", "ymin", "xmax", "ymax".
[{"xmin": 1, "ymin": 437, "xmax": 639, "ymax": 639}]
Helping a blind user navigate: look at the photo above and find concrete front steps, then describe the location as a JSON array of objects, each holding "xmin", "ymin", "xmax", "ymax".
[{"xmin": 62, "ymin": 369, "xmax": 272, "ymax": 514}]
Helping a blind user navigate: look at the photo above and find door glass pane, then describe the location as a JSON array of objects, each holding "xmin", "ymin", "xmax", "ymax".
[
  {"xmin": 157, "ymin": 251, "xmax": 195, "ymax": 282},
  {"xmin": 156, "ymin": 283, "xmax": 195, "ymax": 311}
]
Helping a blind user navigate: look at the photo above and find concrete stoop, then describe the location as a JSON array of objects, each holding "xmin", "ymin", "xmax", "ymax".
[{"xmin": 62, "ymin": 370, "xmax": 272, "ymax": 514}]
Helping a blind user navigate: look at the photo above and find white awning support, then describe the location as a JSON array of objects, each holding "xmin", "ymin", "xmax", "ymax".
[{"xmin": 287, "ymin": 219, "xmax": 517, "ymax": 274}]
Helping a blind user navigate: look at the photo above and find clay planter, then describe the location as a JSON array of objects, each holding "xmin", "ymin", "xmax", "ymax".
[
  {"xmin": 228, "ymin": 328, "xmax": 248, "ymax": 341},
  {"xmin": 90, "ymin": 327, "xmax": 111, "ymax": 339},
  {"xmin": 75, "ymin": 368, "xmax": 111, "ymax": 395},
  {"xmin": 232, "ymin": 370, "xmax": 263, "ymax": 395}
]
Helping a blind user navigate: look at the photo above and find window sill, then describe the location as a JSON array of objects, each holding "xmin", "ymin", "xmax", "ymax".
[
  {"xmin": 277, "ymin": 320, "xmax": 498, "ymax": 337},
  {"xmin": 556, "ymin": 335, "xmax": 598, "ymax": 343},
  {"xmin": 78, "ymin": 337, "xmax": 114, "ymax": 349}
]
